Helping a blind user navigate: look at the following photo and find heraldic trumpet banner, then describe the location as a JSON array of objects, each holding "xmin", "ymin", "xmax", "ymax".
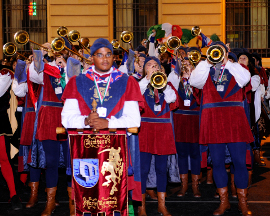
[{"xmin": 68, "ymin": 129, "xmax": 128, "ymax": 216}]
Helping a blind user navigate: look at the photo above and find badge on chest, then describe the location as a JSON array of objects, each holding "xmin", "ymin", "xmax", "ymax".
[
  {"xmin": 217, "ymin": 85, "xmax": 224, "ymax": 92},
  {"xmin": 184, "ymin": 99, "xmax": 191, "ymax": 106},
  {"xmin": 154, "ymin": 104, "xmax": 161, "ymax": 111},
  {"xmin": 55, "ymin": 87, "xmax": 62, "ymax": 94}
]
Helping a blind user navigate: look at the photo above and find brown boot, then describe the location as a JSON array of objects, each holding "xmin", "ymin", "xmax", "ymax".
[
  {"xmin": 237, "ymin": 188, "xmax": 252, "ymax": 216},
  {"xmin": 207, "ymin": 168, "xmax": 213, "ymax": 184},
  {"xmin": 41, "ymin": 187, "xmax": 57, "ymax": 216},
  {"xmin": 213, "ymin": 187, "xmax": 231, "ymax": 216},
  {"xmin": 67, "ymin": 187, "xmax": 75, "ymax": 216},
  {"xmin": 248, "ymin": 170, "xmax": 252, "ymax": 188},
  {"xmin": 214, "ymin": 188, "xmax": 219, "ymax": 198},
  {"xmin": 177, "ymin": 174, "xmax": 188, "ymax": 197},
  {"xmin": 45, "ymin": 188, "xmax": 59, "ymax": 206},
  {"xmin": 191, "ymin": 174, "xmax": 201, "ymax": 198},
  {"xmin": 138, "ymin": 193, "xmax": 147, "ymax": 216},
  {"xmin": 254, "ymin": 150, "xmax": 265, "ymax": 166},
  {"xmin": 199, "ymin": 171, "xmax": 202, "ymax": 184},
  {"xmin": 230, "ymin": 174, "xmax": 237, "ymax": 198},
  {"xmin": 26, "ymin": 182, "xmax": 39, "ymax": 208},
  {"xmin": 146, "ymin": 189, "xmax": 157, "ymax": 200},
  {"xmin": 157, "ymin": 192, "xmax": 171, "ymax": 216}
]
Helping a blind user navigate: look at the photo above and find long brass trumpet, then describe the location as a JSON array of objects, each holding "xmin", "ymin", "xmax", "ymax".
[
  {"xmin": 188, "ymin": 50, "xmax": 201, "ymax": 64},
  {"xmin": 67, "ymin": 30, "xmax": 91, "ymax": 55},
  {"xmin": 206, "ymin": 45, "xmax": 225, "ymax": 64},
  {"xmin": 150, "ymin": 71, "xmax": 167, "ymax": 89},
  {"xmin": 57, "ymin": 26, "xmax": 68, "ymax": 37},
  {"xmin": 51, "ymin": 37, "xmax": 91, "ymax": 63},
  {"xmin": 111, "ymin": 39, "xmax": 128, "ymax": 53},
  {"xmin": 121, "ymin": 31, "xmax": 133, "ymax": 49},
  {"xmin": 191, "ymin": 26, "xmax": 201, "ymax": 36},
  {"xmin": 167, "ymin": 36, "xmax": 181, "ymax": 50},
  {"xmin": 158, "ymin": 36, "xmax": 181, "ymax": 56},
  {"xmin": 3, "ymin": 42, "xmax": 28, "ymax": 60},
  {"xmin": 14, "ymin": 30, "xmax": 51, "ymax": 51},
  {"xmin": 57, "ymin": 27, "xmax": 91, "ymax": 55},
  {"xmin": 79, "ymin": 37, "xmax": 91, "ymax": 49},
  {"xmin": 111, "ymin": 31, "xmax": 134, "ymax": 53}
]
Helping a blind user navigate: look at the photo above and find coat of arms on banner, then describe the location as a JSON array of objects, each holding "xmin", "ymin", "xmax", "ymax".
[
  {"xmin": 73, "ymin": 159, "xmax": 99, "ymax": 188},
  {"xmin": 98, "ymin": 147, "xmax": 124, "ymax": 195}
]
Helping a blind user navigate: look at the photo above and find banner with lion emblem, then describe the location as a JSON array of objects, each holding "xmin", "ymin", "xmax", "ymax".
[{"xmin": 68, "ymin": 129, "xmax": 127, "ymax": 216}]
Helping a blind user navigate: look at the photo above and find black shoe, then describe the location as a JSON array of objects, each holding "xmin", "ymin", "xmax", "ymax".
[{"xmin": 10, "ymin": 195, "xmax": 22, "ymax": 210}]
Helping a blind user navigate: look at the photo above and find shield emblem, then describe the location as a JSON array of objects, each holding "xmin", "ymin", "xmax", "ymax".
[{"xmin": 73, "ymin": 158, "xmax": 99, "ymax": 188}]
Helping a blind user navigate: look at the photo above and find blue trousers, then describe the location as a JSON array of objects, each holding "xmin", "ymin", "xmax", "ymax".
[
  {"xmin": 140, "ymin": 152, "xmax": 168, "ymax": 193},
  {"xmin": 208, "ymin": 142, "xmax": 248, "ymax": 189},
  {"xmin": 176, "ymin": 142, "xmax": 201, "ymax": 175},
  {"xmin": 30, "ymin": 140, "xmax": 71, "ymax": 188}
]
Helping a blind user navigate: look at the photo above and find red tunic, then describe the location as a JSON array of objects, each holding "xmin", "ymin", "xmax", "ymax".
[
  {"xmin": 20, "ymin": 91, "xmax": 38, "ymax": 146},
  {"xmin": 199, "ymin": 73, "xmax": 254, "ymax": 144},
  {"xmin": 173, "ymin": 82, "xmax": 200, "ymax": 143},
  {"xmin": 139, "ymin": 84, "xmax": 179, "ymax": 155},
  {"xmin": 35, "ymin": 72, "xmax": 64, "ymax": 141}
]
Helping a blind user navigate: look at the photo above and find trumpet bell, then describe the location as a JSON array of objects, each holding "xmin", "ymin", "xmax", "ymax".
[
  {"xmin": 121, "ymin": 31, "xmax": 133, "ymax": 43},
  {"xmin": 67, "ymin": 30, "xmax": 80, "ymax": 42},
  {"xmin": 80, "ymin": 37, "xmax": 90, "ymax": 48},
  {"xmin": 111, "ymin": 39, "xmax": 120, "ymax": 49},
  {"xmin": 57, "ymin": 26, "xmax": 68, "ymax": 37},
  {"xmin": 158, "ymin": 44, "xmax": 167, "ymax": 53},
  {"xmin": 51, "ymin": 37, "xmax": 66, "ymax": 52},
  {"xmin": 207, "ymin": 45, "xmax": 225, "ymax": 64},
  {"xmin": 14, "ymin": 30, "xmax": 29, "ymax": 45},
  {"xmin": 188, "ymin": 50, "xmax": 201, "ymax": 63},
  {"xmin": 3, "ymin": 42, "xmax": 17, "ymax": 56},
  {"xmin": 167, "ymin": 36, "xmax": 181, "ymax": 50},
  {"xmin": 191, "ymin": 26, "xmax": 201, "ymax": 36},
  {"xmin": 150, "ymin": 71, "xmax": 167, "ymax": 89}
]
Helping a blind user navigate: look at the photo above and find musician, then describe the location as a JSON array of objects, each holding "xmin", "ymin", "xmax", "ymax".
[
  {"xmin": 238, "ymin": 52, "xmax": 265, "ymax": 167},
  {"xmin": 0, "ymin": 65, "xmax": 22, "ymax": 210},
  {"xmin": 177, "ymin": 46, "xmax": 187, "ymax": 59},
  {"xmin": 228, "ymin": 52, "xmax": 238, "ymax": 63},
  {"xmin": 190, "ymin": 41, "xmax": 253, "ymax": 216},
  {"xmin": 129, "ymin": 53, "xmax": 146, "ymax": 81},
  {"xmin": 160, "ymin": 51, "xmax": 172, "ymax": 76},
  {"xmin": 137, "ymin": 56, "xmax": 178, "ymax": 216},
  {"xmin": 136, "ymin": 44, "xmax": 148, "ymax": 55},
  {"xmin": 61, "ymin": 38, "xmax": 144, "ymax": 214},
  {"xmin": 252, "ymin": 52, "xmax": 268, "ymax": 88},
  {"xmin": 169, "ymin": 57, "xmax": 202, "ymax": 198},
  {"xmin": 13, "ymin": 49, "xmax": 71, "ymax": 216}
]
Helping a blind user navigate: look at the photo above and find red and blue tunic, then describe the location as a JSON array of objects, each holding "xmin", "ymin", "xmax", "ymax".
[
  {"xmin": 139, "ymin": 83, "xmax": 178, "ymax": 155},
  {"xmin": 199, "ymin": 67, "xmax": 253, "ymax": 144},
  {"xmin": 173, "ymin": 80, "xmax": 200, "ymax": 143},
  {"xmin": 62, "ymin": 70, "xmax": 144, "ymax": 118},
  {"xmin": 35, "ymin": 64, "xmax": 64, "ymax": 141}
]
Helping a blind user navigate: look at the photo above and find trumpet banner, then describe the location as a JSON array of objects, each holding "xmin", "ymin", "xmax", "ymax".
[{"xmin": 69, "ymin": 129, "xmax": 127, "ymax": 216}]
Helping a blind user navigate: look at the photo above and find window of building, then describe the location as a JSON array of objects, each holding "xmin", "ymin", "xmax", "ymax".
[
  {"xmin": 226, "ymin": 0, "xmax": 270, "ymax": 57},
  {"xmin": 113, "ymin": 0, "xmax": 158, "ymax": 53},
  {"xmin": 3, "ymin": 0, "xmax": 47, "ymax": 53}
]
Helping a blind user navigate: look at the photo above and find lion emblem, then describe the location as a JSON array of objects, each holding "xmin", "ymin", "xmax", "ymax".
[{"xmin": 98, "ymin": 147, "xmax": 123, "ymax": 195}]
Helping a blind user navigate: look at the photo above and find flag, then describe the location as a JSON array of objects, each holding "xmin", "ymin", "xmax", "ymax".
[
  {"xmin": 121, "ymin": 52, "xmax": 128, "ymax": 66},
  {"xmin": 33, "ymin": 50, "xmax": 44, "ymax": 73},
  {"xmin": 126, "ymin": 49, "xmax": 135, "ymax": 75},
  {"xmin": 198, "ymin": 32, "xmax": 212, "ymax": 48},
  {"xmin": 171, "ymin": 57, "xmax": 181, "ymax": 75},
  {"xmin": 15, "ymin": 59, "xmax": 27, "ymax": 84},
  {"xmin": 67, "ymin": 57, "xmax": 81, "ymax": 78}
]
